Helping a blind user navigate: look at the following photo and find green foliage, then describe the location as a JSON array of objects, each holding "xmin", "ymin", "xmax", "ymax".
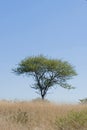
[
  {"xmin": 13, "ymin": 55, "xmax": 77, "ymax": 99},
  {"xmin": 79, "ymin": 98, "xmax": 87, "ymax": 104},
  {"xmin": 55, "ymin": 110, "xmax": 87, "ymax": 130}
]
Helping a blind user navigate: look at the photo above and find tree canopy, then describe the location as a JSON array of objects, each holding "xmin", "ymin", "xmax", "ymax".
[{"xmin": 13, "ymin": 55, "xmax": 77, "ymax": 100}]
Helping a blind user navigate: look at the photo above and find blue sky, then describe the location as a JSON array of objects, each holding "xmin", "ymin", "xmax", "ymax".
[{"xmin": 0, "ymin": 0, "xmax": 87, "ymax": 103}]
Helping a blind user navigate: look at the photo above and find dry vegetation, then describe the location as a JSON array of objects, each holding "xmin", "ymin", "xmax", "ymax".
[{"xmin": 0, "ymin": 100, "xmax": 87, "ymax": 130}]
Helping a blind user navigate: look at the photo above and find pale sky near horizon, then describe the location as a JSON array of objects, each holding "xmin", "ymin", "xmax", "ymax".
[{"xmin": 0, "ymin": 0, "xmax": 87, "ymax": 103}]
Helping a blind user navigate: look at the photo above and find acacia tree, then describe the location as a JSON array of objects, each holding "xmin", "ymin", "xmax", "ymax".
[{"xmin": 13, "ymin": 55, "xmax": 77, "ymax": 100}]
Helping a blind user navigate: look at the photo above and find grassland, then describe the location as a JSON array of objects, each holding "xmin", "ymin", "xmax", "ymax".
[{"xmin": 0, "ymin": 100, "xmax": 87, "ymax": 130}]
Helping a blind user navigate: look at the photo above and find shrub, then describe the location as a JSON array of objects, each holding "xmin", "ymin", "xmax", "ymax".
[
  {"xmin": 11, "ymin": 109, "xmax": 28, "ymax": 124},
  {"xmin": 55, "ymin": 110, "xmax": 87, "ymax": 130},
  {"xmin": 79, "ymin": 98, "xmax": 87, "ymax": 104}
]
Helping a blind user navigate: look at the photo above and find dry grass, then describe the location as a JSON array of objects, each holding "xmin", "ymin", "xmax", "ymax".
[{"xmin": 0, "ymin": 100, "xmax": 87, "ymax": 130}]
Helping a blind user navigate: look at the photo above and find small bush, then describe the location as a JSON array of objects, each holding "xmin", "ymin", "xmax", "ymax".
[
  {"xmin": 11, "ymin": 109, "xmax": 28, "ymax": 124},
  {"xmin": 55, "ymin": 110, "xmax": 87, "ymax": 130},
  {"xmin": 79, "ymin": 98, "xmax": 87, "ymax": 104}
]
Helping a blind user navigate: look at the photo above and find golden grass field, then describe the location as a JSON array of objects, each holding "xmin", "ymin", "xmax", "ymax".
[{"xmin": 0, "ymin": 100, "xmax": 87, "ymax": 130}]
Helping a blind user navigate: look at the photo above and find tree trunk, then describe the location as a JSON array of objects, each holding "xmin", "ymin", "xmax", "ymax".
[{"xmin": 42, "ymin": 95, "xmax": 45, "ymax": 100}]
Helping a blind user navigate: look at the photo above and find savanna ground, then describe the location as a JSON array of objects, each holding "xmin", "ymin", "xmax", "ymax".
[{"xmin": 0, "ymin": 100, "xmax": 87, "ymax": 130}]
